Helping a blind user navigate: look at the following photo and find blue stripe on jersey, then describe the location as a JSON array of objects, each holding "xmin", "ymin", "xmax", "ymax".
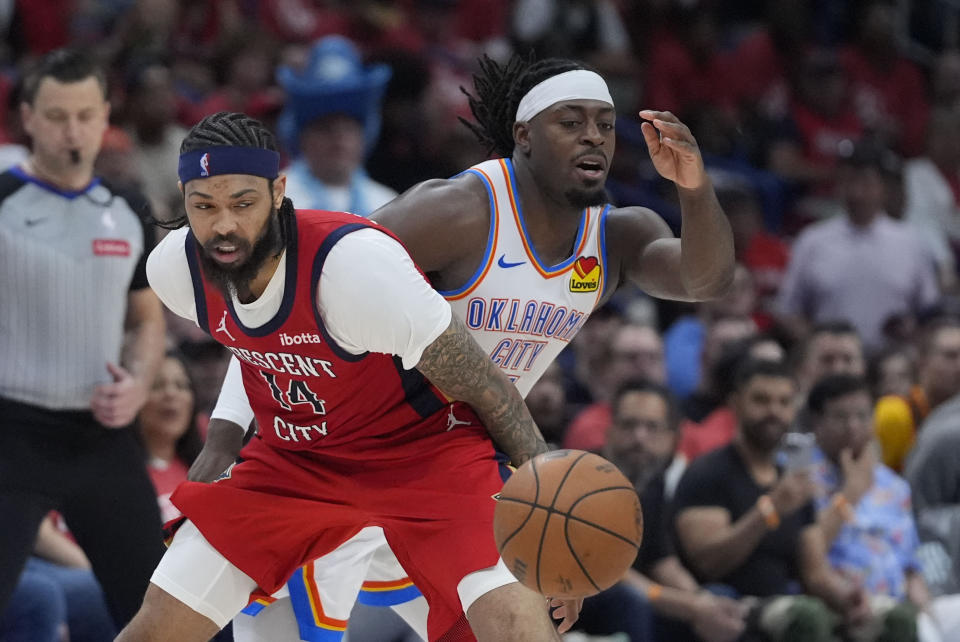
[
  {"xmin": 356, "ymin": 584, "xmax": 423, "ymax": 607},
  {"xmin": 288, "ymin": 571, "xmax": 347, "ymax": 642},
  {"xmin": 240, "ymin": 601, "xmax": 269, "ymax": 616},
  {"xmin": 309, "ymin": 222, "xmax": 371, "ymax": 362},
  {"xmin": 504, "ymin": 158, "xmax": 586, "ymax": 273},
  {"xmin": 184, "ymin": 232, "xmax": 210, "ymax": 334},
  {"xmin": 226, "ymin": 211, "xmax": 299, "ymax": 336},
  {"xmin": 437, "ymin": 168, "xmax": 497, "ymax": 297},
  {"xmin": 8, "ymin": 166, "xmax": 102, "ymax": 199},
  {"xmin": 599, "ymin": 204, "xmax": 612, "ymax": 300}
]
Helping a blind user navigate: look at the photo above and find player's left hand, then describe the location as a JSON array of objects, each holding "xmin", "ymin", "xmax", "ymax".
[
  {"xmin": 548, "ymin": 596, "xmax": 583, "ymax": 633},
  {"xmin": 90, "ymin": 362, "xmax": 148, "ymax": 428},
  {"xmin": 639, "ymin": 110, "xmax": 707, "ymax": 190}
]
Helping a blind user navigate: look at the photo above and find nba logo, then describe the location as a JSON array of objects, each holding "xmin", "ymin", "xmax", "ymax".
[{"xmin": 200, "ymin": 153, "xmax": 210, "ymax": 177}]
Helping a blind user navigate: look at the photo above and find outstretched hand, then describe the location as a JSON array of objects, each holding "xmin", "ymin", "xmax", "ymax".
[
  {"xmin": 548, "ymin": 596, "xmax": 583, "ymax": 634},
  {"xmin": 639, "ymin": 110, "xmax": 708, "ymax": 190}
]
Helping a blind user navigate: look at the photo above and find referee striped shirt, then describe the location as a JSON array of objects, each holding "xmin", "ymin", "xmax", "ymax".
[{"xmin": 0, "ymin": 167, "xmax": 155, "ymax": 410}]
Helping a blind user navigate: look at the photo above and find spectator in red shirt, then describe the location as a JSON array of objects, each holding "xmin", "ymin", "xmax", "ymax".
[{"xmin": 137, "ymin": 352, "xmax": 203, "ymax": 523}]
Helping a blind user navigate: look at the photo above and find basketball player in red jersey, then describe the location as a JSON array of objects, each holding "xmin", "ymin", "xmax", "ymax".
[
  {"xmin": 199, "ymin": 55, "xmax": 736, "ymax": 641},
  {"xmin": 115, "ymin": 111, "xmax": 563, "ymax": 642}
]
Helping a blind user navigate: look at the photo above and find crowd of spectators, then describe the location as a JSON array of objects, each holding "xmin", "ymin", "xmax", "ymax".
[{"xmin": 7, "ymin": 0, "xmax": 960, "ymax": 641}]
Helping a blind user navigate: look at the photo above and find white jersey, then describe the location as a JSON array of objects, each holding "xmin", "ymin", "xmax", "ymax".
[{"xmin": 441, "ymin": 158, "xmax": 609, "ymax": 397}]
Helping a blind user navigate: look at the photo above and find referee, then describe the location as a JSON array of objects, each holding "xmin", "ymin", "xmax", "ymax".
[{"xmin": 0, "ymin": 50, "xmax": 166, "ymax": 629}]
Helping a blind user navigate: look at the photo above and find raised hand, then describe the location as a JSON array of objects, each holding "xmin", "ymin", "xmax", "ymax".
[{"xmin": 638, "ymin": 110, "xmax": 708, "ymax": 190}]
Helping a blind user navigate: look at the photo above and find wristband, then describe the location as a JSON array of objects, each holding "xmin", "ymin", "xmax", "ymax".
[
  {"xmin": 831, "ymin": 493, "xmax": 855, "ymax": 523},
  {"xmin": 757, "ymin": 494, "xmax": 780, "ymax": 530},
  {"xmin": 646, "ymin": 583, "xmax": 663, "ymax": 602}
]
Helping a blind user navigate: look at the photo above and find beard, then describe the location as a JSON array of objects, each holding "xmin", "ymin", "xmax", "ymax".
[
  {"xmin": 564, "ymin": 185, "xmax": 607, "ymax": 209},
  {"xmin": 740, "ymin": 416, "xmax": 788, "ymax": 454},
  {"xmin": 197, "ymin": 206, "xmax": 284, "ymax": 298}
]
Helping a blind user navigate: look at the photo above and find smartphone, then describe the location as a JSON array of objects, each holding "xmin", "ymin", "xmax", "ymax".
[{"xmin": 781, "ymin": 431, "xmax": 816, "ymax": 472}]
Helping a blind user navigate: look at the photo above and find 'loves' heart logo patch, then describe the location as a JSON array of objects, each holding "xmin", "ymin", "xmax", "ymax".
[{"xmin": 570, "ymin": 256, "xmax": 601, "ymax": 293}]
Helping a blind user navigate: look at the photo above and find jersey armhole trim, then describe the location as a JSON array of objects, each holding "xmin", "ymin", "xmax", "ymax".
[
  {"xmin": 597, "ymin": 204, "xmax": 612, "ymax": 303},
  {"xmin": 438, "ymin": 168, "xmax": 499, "ymax": 300},
  {"xmin": 310, "ymin": 222, "xmax": 371, "ymax": 362},
  {"xmin": 184, "ymin": 232, "xmax": 211, "ymax": 334}
]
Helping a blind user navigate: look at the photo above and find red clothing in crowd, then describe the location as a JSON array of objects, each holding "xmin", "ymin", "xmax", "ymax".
[
  {"xmin": 147, "ymin": 457, "xmax": 190, "ymax": 524},
  {"xmin": 678, "ymin": 406, "xmax": 736, "ymax": 461},
  {"xmin": 839, "ymin": 46, "xmax": 929, "ymax": 157},
  {"xmin": 562, "ymin": 402, "xmax": 612, "ymax": 453}
]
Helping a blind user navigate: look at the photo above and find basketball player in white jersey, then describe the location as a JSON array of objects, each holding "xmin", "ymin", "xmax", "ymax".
[{"xmin": 193, "ymin": 55, "xmax": 735, "ymax": 641}]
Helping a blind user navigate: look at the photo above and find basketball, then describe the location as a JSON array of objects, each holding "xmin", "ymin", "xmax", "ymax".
[{"xmin": 493, "ymin": 449, "xmax": 643, "ymax": 599}]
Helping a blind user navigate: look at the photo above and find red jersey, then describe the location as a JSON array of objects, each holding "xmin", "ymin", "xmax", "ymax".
[{"xmin": 184, "ymin": 209, "xmax": 482, "ymax": 458}]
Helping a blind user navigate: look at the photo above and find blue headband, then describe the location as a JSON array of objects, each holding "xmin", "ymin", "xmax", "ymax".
[{"xmin": 178, "ymin": 147, "xmax": 280, "ymax": 184}]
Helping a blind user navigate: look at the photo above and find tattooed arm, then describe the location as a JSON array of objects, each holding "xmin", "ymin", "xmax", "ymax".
[{"xmin": 417, "ymin": 315, "xmax": 549, "ymax": 466}]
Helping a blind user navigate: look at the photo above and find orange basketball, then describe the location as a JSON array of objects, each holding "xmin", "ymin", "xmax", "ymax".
[{"xmin": 493, "ymin": 449, "xmax": 643, "ymax": 599}]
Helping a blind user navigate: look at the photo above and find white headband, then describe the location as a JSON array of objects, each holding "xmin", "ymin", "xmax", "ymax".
[{"xmin": 514, "ymin": 70, "xmax": 614, "ymax": 123}]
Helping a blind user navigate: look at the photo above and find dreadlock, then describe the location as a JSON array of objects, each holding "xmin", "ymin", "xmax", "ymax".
[
  {"xmin": 156, "ymin": 111, "xmax": 294, "ymax": 234},
  {"xmin": 460, "ymin": 55, "xmax": 590, "ymax": 158}
]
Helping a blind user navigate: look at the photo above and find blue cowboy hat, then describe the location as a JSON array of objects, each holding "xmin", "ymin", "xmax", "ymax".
[{"xmin": 276, "ymin": 36, "xmax": 392, "ymax": 156}]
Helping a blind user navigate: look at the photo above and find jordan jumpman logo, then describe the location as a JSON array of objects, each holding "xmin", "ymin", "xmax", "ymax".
[
  {"xmin": 446, "ymin": 406, "xmax": 471, "ymax": 431},
  {"xmin": 216, "ymin": 310, "xmax": 236, "ymax": 342}
]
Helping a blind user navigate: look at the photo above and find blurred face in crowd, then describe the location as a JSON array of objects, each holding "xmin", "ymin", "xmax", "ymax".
[
  {"xmin": 610, "ymin": 325, "xmax": 665, "ymax": 386},
  {"xmin": 840, "ymin": 164, "xmax": 886, "ymax": 225},
  {"xmin": 300, "ymin": 114, "xmax": 366, "ymax": 186},
  {"xmin": 606, "ymin": 390, "xmax": 676, "ymax": 488},
  {"xmin": 182, "ymin": 173, "xmax": 286, "ymax": 297},
  {"xmin": 921, "ymin": 326, "xmax": 960, "ymax": 403},
  {"xmin": 801, "ymin": 331, "xmax": 865, "ymax": 391},
  {"xmin": 21, "ymin": 76, "xmax": 109, "ymax": 176},
  {"xmin": 525, "ymin": 363, "xmax": 568, "ymax": 444},
  {"xmin": 734, "ymin": 374, "xmax": 796, "ymax": 454},
  {"xmin": 875, "ymin": 351, "xmax": 914, "ymax": 398},
  {"xmin": 130, "ymin": 65, "xmax": 178, "ymax": 133},
  {"xmin": 139, "ymin": 357, "xmax": 195, "ymax": 450},
  {"xmin": 815, "ymin": 389, "xmax": 874, "ymax": 464}
]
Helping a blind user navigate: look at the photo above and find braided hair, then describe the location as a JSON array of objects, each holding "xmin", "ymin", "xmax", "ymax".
[
  {"xmin": 460, "ymin": 55, "xmax": 590, "ymax": 158},
  {"xmin": 158, "ymin": 111, "xmax": 294, "ymax": 231}
]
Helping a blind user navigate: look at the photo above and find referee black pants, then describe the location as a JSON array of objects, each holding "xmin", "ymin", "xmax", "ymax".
[{"xmin": 0, "ymin": 397, "xmax": 165, "ymax": 630}]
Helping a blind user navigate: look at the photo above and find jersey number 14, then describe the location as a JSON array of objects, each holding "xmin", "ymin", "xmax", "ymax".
[{"xmin": 260, "ymin": 372, "xmax": 327, "ymax": 414}]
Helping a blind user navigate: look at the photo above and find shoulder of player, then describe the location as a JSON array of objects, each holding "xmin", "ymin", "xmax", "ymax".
[
  {"xmin": 147, "ymin": 227, "xmax": 190, "ymax": 273},
  {"xmin": 145, "ymin": 227, "xmax": 193, "ymax": 313},
  {"xmin": 371, "ymin": 173, "xmax": 491, "ymax": 270},
  {"xmin": 377, "ymin": 173, "xmax": 487, "ymax": 224},
  {"xmin": 603, "ymin": 205, "xmax": 672, "ymax": 237},
  {"xmin": 602, "ymin": 205, "xmax": 674, "ymax": 259}
]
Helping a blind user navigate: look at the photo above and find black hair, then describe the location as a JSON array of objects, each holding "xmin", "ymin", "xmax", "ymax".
[
  {"xmin": 460, "ymin": 54, "xmax": 591, "ymax": 158},
  {"xmin": 21, "ymin": 48, "xmax": 108, "ymax": 105},
  {"xmin": 612, "ymin": 379, "xmax": 680, "ymax": 432},
  {"xmin": 712, "ymin": 334, "xmax": 783, "ymax": 401},
  {"xmin": 807, "ymin": 374, "xmax": 870, "ymax": 416},
  {"xmin": 156, "ymin": 111, "xmax": 293, "ymax": 237},
  {"xmin": 733, "ymin": 358, "xmax": 794, "ymax": 393}
]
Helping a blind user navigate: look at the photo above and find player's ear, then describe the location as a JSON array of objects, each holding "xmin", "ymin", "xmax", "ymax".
[
  {"xmin": 514, "ymin": 121, "xmax": 532, "ymax": 156},
  {"xmin": 273, "ymin": 174, "xmax": 287, "ymax": 209},
  {"xmin": 177, "ymin": 180, "xmax": 184, "ymax": 196}
]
